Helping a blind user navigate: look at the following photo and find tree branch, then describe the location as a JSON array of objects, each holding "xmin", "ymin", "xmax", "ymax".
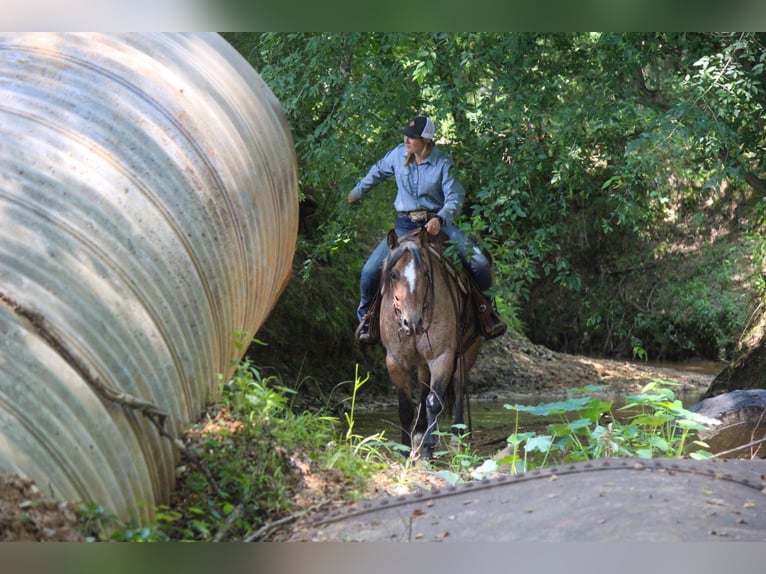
[
  {"xmin": 631, "ymin": 65, "xmax": 672, "ymax": 111},
  {"xmin": 745, "ymin": 172, "xmax": 766, "ymax": 197}
]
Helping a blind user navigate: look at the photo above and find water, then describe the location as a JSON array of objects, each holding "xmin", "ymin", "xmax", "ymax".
[
  {"xmin": 349, "ymin": 390, "xmax": 708, "ymax": 444},
  {"xmin": 347, "ymin": 360, "xmax": 720, "ymax": 450}
]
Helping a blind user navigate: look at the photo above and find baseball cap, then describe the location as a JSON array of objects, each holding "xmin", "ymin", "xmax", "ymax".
[{"xmin": 400, "ymin": 115, "xmax": 435, "ymax": 140}]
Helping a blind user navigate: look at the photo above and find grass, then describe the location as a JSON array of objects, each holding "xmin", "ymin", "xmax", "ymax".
[
  {"xmin": 80, "ymin": 359, "xmax": 392, "ymax": 541},
  {"xmin": 76, "ymin": 361, "xmax": 721, "ymax": 541}
]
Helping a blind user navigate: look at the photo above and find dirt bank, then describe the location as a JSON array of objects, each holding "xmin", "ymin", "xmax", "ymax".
[{"xmin": 471, "ymin": 331, "xmax": 717, "ymax": 398}]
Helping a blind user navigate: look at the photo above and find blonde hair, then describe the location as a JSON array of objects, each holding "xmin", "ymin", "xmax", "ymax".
[{"xmin": 404, "ymin": 139, "xmax": 435, "ymax": 167}]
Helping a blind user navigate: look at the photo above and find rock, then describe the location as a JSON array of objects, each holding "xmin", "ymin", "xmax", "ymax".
[{"xmin": 688, "ymin": 390, "xmax": 766, "ymax": 458}]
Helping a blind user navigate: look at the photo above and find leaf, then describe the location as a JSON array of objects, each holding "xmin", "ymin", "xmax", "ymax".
[
  {"xmin": 470, "ymin": 459, "xmax": 499, "ymax": 480},
  {"xmin": 689, "ymin": 450, "xmax": 714, "ymax": 460},
  {"xmin": 436, "ymin": 470, "xmax": 463, "ymax": 486},
  {"xmin": 646, "ymin": 436, "xmax": 670, "ymax": 452},
  {"xmin": 508, "ymin": 397, "xmax": 593, "ymax": 416},
  {"xmin": 525, "ymin": 435, "xmax": 554, "ymax": 453},
  {"xmin": 631, "ymin": 413, "xmax": 674, "ymax": 427},
  {"xmin": 635, "ymin": 447, "xmax": 653, "ymax": 459},
  {"xmin": 505, "ymin": 431, "xmax": 536, "ymax": 446}
]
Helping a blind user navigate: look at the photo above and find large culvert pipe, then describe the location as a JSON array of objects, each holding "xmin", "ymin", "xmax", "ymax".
[{"xmin": 0, "ymin": 32, "xmax": 298, "ymax": 523}]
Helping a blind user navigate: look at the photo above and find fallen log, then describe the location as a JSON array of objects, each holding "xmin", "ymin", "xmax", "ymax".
[{"xmin": 688, "ymin": 390, "xmax": 766, "ymax": 458}]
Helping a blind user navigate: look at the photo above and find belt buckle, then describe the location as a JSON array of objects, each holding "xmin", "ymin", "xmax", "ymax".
[{"xmin": 410, "ymin": 210, "xmax": 428, "ymax": 222}]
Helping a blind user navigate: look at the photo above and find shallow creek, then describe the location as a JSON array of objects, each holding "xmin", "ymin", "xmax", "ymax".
[{"xmin": 347, "ymin": 360, "xmax": 722, "ymax": 456}]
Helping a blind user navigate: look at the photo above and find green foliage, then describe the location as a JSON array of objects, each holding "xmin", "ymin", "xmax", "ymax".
[
  {"xmin": 334, "ymin": 365, "xmax": 392, "ymax": 466},
  {"xmin": 499, "ymin": 381, "xmax": 715, "ymax": 473},
  {"xmin": 432, "ymin": 424, "xmax": 484, "ymax": 483},
  {"xmin": 93, "ymin": 358, "xmax": 391, "ymax": 542},
  {"xmin": 631, "ymin": 242, "xmax": 755, "ymax": 360},
  {"xmin": 222, "ymin": 32, "xmax": 764, "ymax": 372}
]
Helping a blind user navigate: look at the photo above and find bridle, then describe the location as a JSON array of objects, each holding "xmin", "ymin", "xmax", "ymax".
[{"xmin": 390, "ymin": 239, "xmax": 435, "ymax": 338}]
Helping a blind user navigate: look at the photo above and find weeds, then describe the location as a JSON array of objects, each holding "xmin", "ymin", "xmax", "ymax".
[
  {"xmin": 498, "ymin": 380, "xmax": 717, "ymax": 473},
  {"xmin": 100, "ymin": 358, "xmax": 391, "ymax": 541},
  {"xmin": 341, "ymin": 365, "xmax": 389, "ymax": 459},
  {"xmin": 432, "ymin": 425, "xmax": 484, "ymax": 484},
  {"xmin": 87, "ymin": 360, "xmax": 718, "ymax": 541}
]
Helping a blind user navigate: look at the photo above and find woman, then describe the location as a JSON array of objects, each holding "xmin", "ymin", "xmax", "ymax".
[{"xmin": 347, "ymin": 115, "xmax": 506, "ymax": 343}]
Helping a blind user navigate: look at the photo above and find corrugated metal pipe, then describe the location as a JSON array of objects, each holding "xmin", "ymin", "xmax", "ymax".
[{"xmin": 0, "ymin": 33, "xmax": 298, "ymax": 523}]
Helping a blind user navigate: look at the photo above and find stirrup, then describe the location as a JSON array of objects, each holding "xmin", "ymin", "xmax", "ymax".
[
  {"xmin": 479, "ymin": 305, "xmax": 507, "ymax": 339},
  {"xmin": 483, "ymin": 316, "xmax": 507, "ymax": 339},
  {"xmin": 355, "ymin": 318, "xmax": 376, "ymax": 344}
]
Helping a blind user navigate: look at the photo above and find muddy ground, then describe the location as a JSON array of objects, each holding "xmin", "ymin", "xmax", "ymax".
[
  {"xmin": 0, "ymin": 332, "xmax": 718, "ymax": 542},
  {"xmin": 471, "ymin": 331, "xmax": 716, "ymax": 398}
]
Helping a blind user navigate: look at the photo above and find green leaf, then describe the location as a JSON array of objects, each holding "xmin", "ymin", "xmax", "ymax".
[
  {"xmin": 631, "ymin": 413, "xmax": 674, "ymax": 427},
  {"xmin": 506, "ymin": 431, "xmax": 537, "ymax": 446},
  {"xmin": 689, "ymin": 450, "xmax": 714, "ymax": 460},
  {"xmin": 470, "ymin": 459, "xmax": 499, "ymax": 480},
  {"xmin": 646, "ymin": 436, "xmax": 670, "ymax": 452},
  {"xmin": 437, "ymin": 470, "xmax": 463, "ymax": 485},
  {"xmin": 508, "ymin": 397, "xmax": 593, "ymax": 416},
  {"xmin": 635, "ymin": 447, "xmax": 653, "ymax": 459},
  {"xmin": 525, "ymin": 434, "xmax": 554, "ymax": 453}
]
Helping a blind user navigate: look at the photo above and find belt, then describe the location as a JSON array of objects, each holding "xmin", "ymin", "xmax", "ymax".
[{"xmin": 398, "ymin": 210, "xmax": 438, "ymax": 223}]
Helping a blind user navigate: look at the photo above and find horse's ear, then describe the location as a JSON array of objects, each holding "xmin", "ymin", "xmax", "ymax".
[{"xmin": 387, "ymin": 229, "xmax": 398, "ymax": 249}]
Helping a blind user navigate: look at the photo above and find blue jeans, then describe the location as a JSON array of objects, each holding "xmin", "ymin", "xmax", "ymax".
[{"xmin": 356, "ymin": 215, "xmax": 492, "ymax": 323}]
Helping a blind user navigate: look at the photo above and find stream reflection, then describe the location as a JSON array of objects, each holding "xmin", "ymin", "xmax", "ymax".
[{"xmin": 348, "ymin": 360, "xmax": 721, "ymax": 453}]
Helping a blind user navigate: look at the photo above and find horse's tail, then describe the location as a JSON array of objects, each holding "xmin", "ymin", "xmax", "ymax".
[{"xmin": 444, "ymin": 371, "xmax": 456, "ymax": 416}]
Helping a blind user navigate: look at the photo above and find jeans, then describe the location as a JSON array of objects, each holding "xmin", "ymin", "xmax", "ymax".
[{"xmin": 356, "ymin": 215, "xmax": 492, "ymax": 323}]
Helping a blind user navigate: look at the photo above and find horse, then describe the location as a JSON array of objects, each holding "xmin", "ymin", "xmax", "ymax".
[{"xmin": 379, "ymin": 227, "xmax": 483, "ymax": 459}]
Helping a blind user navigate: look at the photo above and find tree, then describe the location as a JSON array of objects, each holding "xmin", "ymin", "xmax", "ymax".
[{"xmin": 222, "ymin": 33, "xmax": 765, "ymax": 386}]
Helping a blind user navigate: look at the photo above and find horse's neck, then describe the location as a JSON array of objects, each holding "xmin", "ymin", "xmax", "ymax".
[{"xmin": 424, "ymin": 239, "xmax": 469, "ymax": 296}]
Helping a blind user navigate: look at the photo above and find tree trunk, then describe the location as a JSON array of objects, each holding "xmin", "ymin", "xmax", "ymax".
[{"xmin": 704, "ymin": 302, "xmax": 766, "ymax": 397}]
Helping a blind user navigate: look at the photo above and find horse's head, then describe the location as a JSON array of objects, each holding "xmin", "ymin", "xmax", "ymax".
[{"xmin": 382, "ymin": 228, "xmax": 432, "ymax": 336}]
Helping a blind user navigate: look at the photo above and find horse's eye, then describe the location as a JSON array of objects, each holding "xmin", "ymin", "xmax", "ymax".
[{"xmin": 390, "ymin": 270, "xmax": 399, "ymax": 281}]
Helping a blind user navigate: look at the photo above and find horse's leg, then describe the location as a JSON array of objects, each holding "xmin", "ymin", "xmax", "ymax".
[
  {"xmin": 452, "ymin": 368, "xmax": 464, "ymax": 435},
  {"xmin": 386, "ymin": 355, "xmax": 414, "ymax": 450},
  {"xmin": 421, "ymin": 354, "xmax": 455, "ymax": 458},
  {"xmin": 409, "ymin": 364, "xmax": 430, "ymax": 458},
  {"xmin": 397, "ymin": 387, "xmax": 415, "ymax": 450},
  {"xmin": 452, "ymin": 339, "xmax": 482, "ymax": 439}
]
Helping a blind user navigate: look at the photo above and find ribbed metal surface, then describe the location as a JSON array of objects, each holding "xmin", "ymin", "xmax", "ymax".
[{"xmin": 0, "ymin": 33, "xmax": 298, "ymax": 522}]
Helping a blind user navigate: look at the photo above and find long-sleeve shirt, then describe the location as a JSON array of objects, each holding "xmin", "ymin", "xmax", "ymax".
[{"xmin": 348, "ymin": 143, "xmax": 465, "ymax": 225}]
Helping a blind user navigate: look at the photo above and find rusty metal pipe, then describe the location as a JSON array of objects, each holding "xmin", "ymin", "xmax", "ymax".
[{"xmin": 0, "ymin": 33, "xmax": 298, "ymax": 522}]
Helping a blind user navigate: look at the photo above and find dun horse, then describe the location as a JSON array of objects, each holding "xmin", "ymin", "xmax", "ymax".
[{"xmin": 379, "ymin": 227, "xmax": 483, "ymax": 458}]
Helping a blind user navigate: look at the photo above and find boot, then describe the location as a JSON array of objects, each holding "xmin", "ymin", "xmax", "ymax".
[
  {"xmin": 472, "ymin": 288, "xmax": 507, "ymax": 339},
  {"xmin": 481, "ymin": 304, "xmax": 507, "ymax": 339},
  {"xmin": 355, "ymin": 316, "xmax": 376, "ymax": 344},
  {"xmin": 354, "ymin": 292, "xmax": 381, "ymax": 344}
]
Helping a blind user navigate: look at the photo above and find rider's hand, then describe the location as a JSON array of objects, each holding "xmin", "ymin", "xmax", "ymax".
[
  {"xmin": 425, "ymin": 216, "xmax": 441, "ymax": 236},
  {"xmin": 347, "ymin": 191, "xmax": 357, "ymax": 204}
]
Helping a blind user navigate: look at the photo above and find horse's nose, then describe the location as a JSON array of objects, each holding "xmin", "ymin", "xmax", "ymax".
[{"xmin": 401, "ymin": 316, "xmax": 424, "ymax": 335}]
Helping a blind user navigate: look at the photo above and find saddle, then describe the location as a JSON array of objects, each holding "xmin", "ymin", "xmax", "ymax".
[{"xmin": 426, "ymin": 234, "xmax": 506, "ymax": 340}]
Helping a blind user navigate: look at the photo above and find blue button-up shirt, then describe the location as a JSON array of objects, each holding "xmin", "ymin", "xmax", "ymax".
[{"xmin": 348, "ymin": 143, "xmax": 465, "ymax": 225}]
